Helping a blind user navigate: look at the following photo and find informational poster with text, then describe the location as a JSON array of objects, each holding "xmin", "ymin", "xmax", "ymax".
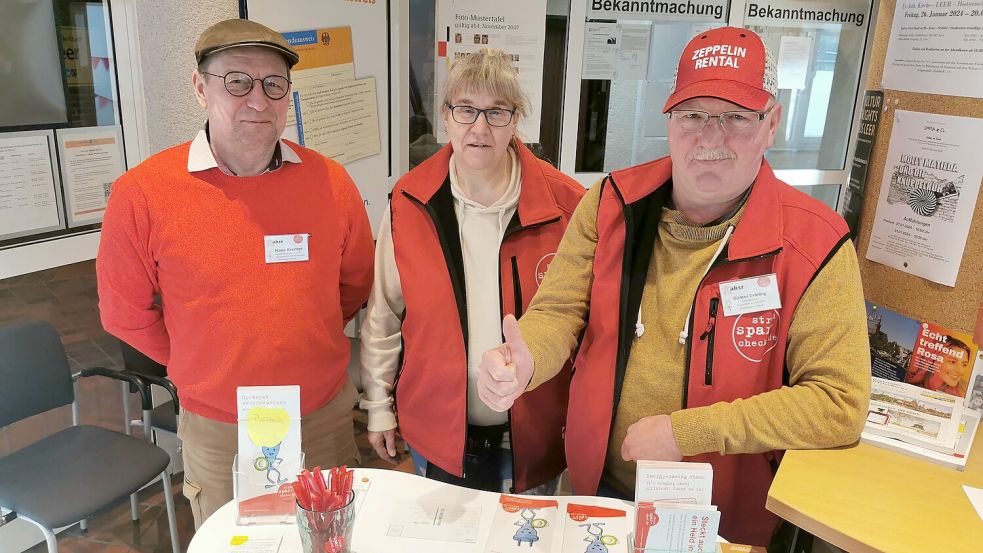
[
  {"xmin": 882, "ymin": 0, "xmax": 983, "ymax": 97},
  {"xmin": 0, "ymin": 131, "xmax": 63, "ymax": 240},
  {"xmin": 435, "ymin": 0, "xmax": 547, "ymax": 143},
  {"xmin": 56, "ymin": 125, "xmax": 126, "ymax": 227},
  {"xmin": 865, "ymin": 110, "xmax": 983, "ymax": 286}
]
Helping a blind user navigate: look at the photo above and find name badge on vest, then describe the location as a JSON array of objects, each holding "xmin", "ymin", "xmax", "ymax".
[
  {"xmin": 264, "ymin": 234, "xmax": 310, "ymax": 264},
  {"xmin": 719, "ymin": 273, "xmax": 782, "ymax": 317}
]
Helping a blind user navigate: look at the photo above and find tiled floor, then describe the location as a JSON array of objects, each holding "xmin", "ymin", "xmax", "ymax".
[{"xmin": 21, "ymin": 408, "xmax": 411, "ymax": 553}]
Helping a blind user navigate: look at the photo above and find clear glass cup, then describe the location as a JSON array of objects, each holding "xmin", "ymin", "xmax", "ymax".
[{"xmin": 295, "ymin": 492, "xmax": 356, "ymax": 553}]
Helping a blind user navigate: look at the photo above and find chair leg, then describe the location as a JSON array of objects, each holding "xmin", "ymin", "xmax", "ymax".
[
  {"xmin": 79, "ymin": 518, "xmax": 87, "ymax": 533},
  {"xmin": 161, "ymin": 470, "xmax": 180, "ymax": 553},
  {"xmin": 18, "ymin": 513, "xmax": 58, "ymax": 553},
  {"xmin": 130, "ymin": 492, "xmax": 140, "ymax": 522}
]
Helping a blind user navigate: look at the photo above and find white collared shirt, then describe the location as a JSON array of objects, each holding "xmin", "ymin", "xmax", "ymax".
[{"xmin": 186, "ymin": 126, "xmax": 302, "ymax": 175}]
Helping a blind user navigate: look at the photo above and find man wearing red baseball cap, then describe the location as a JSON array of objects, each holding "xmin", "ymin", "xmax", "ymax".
[{"xmin": 477, "ymin": 27, "xmax": 869, "ymax": 546}]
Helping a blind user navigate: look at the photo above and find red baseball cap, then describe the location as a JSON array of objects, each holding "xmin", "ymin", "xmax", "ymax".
[{"xmin": 663, "ymin": 27, "xmax": 777, "ymax": 113}]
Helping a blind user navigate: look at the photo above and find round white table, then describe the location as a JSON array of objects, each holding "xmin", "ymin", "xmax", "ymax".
[{"xmin": 189, "ymin": 468, "xmax": 642, "ymax": 552}]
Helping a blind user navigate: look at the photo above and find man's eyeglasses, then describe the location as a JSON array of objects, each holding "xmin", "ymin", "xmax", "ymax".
[
  {"xmin": 201, "ymin": 71, "xmax": 291, "ymax": 100},
  {"xmin": 446, "ymin": 104, "xmax": 516, "ymax": 127},
  {"xmin": 667, "ymin": 103, "xmax": 777, "ymax": 134}
]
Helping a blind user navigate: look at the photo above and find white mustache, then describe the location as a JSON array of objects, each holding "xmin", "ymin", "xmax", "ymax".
[{"xmin": 690, "ymin": 148, "xmax": 736, "ymax": 161}]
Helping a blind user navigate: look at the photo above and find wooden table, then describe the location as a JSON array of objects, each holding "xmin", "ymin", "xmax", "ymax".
[{"xmin": 766, "ymin": 437, "xmax": 983, "ymax": 553}]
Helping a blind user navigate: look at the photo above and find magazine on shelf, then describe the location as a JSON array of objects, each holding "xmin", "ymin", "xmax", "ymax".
[
  {"xmin": 865, "ymin": 301, "xmax": 980, "ymax": 409},
  {"xmin": 862, "ymin": 407, "xmax": 979, "ymax": 470},
  {"xmin": 866, "ymin": 378, "xmax": 964, "ymax": 454}
]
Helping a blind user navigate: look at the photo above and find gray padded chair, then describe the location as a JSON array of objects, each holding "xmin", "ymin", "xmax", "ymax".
[
  {"xmin": 119, "ymin": 340, "xmax": 179, "ymax": 436},
  {"xmin": 0, "ymin": 321, "xmax": 180, "ymax": 553}
]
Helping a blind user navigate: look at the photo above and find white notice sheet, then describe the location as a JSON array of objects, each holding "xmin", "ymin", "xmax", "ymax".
[
  {"xmin": 0, "ymin": 132, "xmax": 62, "ymax": 240},
  {"xmin": 882, "ymin": 1, "xmax": 983, "ymax": 97},
  {"xmin": 777, "ymin": 35, "xmax": 812, "ymax": 90},
  {"xmin": 865, "ymin": 110, "xmax": 983, "ymax": 286},
  {"xmin": 288, "ymin": 78, "xmax": 381, "ymax": 165},
  {"xmin": 57, "ymin": 126, "xmax": 126, "ymax": 226},
  {"xmin": 583, "ymin": 22, "xmax": 651, "ymax": 81}
]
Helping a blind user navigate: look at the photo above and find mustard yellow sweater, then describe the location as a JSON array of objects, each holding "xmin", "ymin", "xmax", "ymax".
[{"xmin": 520, "ymin": 184, "xmax": 870, "ymax": 493}]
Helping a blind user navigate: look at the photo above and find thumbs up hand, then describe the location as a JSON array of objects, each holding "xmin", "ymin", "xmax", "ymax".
[{"xmin": 477, "ymin": 314, "xmax": 535, "ymax": 412}]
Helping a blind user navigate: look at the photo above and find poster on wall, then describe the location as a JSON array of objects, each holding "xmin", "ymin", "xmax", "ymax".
[
  {"xmin": 0, "ymin": 131, "xmax": 64, "ymax": 241},
  {"xmin": 56, "ymin": 125, "xmax": 126, "ymax": 227},
  {"xmin": 434, "ymin": 0, "xmax": 547, "ymax": 143},
  {"xmin": 865, "ymin": 110, "xmax": 983, "ymax": 287},
  {"xmin": 841, "ymin": 90, "xmax": 884, "ymax": 238},
  {"xmin": 881, "ymin": 1, "xmax": 983, "ymax": 98},
  {"xmin": 281, "ymin": 27, "xmax": 381, "ymax": 166},
  {"xmin": 245, "ymin": 0, "xmax": 392, "ymax": 237}
]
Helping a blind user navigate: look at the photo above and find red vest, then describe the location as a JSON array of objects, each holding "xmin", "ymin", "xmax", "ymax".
[
  {"xmin": 390, "ymin": 141, "xmax": 585, "ymax": 491},
  {"xmin": 568, "ymin": 157, "xmax": 850, "ymax": 546}
]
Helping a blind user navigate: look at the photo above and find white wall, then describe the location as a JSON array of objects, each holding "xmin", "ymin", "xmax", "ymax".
[{"xmin": 134, "ymin": 0, "xmax": 238, "ymax": 154}]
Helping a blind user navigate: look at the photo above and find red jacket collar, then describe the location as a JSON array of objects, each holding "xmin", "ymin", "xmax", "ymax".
[
  {"xmin": 399, "ymin": 140, "xmax": 563, "ymax": 227},
  {"xmin": 608, "ymin": 156, "xmax": 784, "ymax": 261}
]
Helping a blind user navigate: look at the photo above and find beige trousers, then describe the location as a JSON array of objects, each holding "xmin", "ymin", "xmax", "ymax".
[{"xmin": 179, "ymin": 380, "xmax": 361, "ymax": 529}]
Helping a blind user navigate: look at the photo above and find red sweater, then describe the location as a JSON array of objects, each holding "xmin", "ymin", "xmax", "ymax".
[{"xmin": 97, "ymin": 141, "xmax": 374, "ymax": 422}]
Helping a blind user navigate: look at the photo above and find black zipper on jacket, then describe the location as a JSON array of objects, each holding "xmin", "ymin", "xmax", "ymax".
[
  {"xmin": 510, "ymin": 256, "xmax": 523, "ymax": 317},
  {"xmin": 390, "ymin": 316, "xmax": 407, "ymax": 413},
  {"xmin": 699, "ymin": 297, "xmax": 719, "ymax": 386},
  {"xmin": 681, "ymin": 248, "xmax": 782, "ymax": 408},
  {"xmin": 506, "ymin": 255, "xmax": 522, "ymax": 493}
]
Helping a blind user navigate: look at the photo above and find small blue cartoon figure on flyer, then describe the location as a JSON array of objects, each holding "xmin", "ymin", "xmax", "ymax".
[
  {"xmin": 513, "ymin": 508, "xmax": 547, "ymax": 546},
  {"xmin": 253, "ymin": 442, "xmax": 286, "ymax": 488},
  {"xmin": 580, "ymin": 522, "xmax": 611, "ymax": 553}
]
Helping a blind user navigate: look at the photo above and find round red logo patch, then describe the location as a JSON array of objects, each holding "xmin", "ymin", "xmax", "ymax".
[
  {"xmin": 757, "ymin": 275, "xmax": 771, "ymax": 287},
  {"xmin": 293, "ymin": 234, "xmax": 304, "ymax": 244},
  {"xmin": 535, "ymin": 253, "xmax": 556, "ymax": 286},
  {"xmin": 731, "ymin": 310, "xmax": 781, "ymax": 362}
]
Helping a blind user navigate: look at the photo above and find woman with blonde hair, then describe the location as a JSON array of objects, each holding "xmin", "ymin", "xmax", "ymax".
[{"xmin": 359, "ymin": 48, "xmax": 584, "ymax": 492}]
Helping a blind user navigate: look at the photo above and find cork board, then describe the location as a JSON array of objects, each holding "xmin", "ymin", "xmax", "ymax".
[{"xmin": 855, "ymin": 0, "xmax": 983, "ymax": 335}]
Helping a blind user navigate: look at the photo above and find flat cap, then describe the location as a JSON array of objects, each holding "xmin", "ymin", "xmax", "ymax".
[{"xmin": 195, "ymin": 19, "xmax": 299, "ymax": 68}]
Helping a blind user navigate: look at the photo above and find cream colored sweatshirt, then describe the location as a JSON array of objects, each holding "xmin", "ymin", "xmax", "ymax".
[{"xmin": 359, "ymin": 149, "xmax": 521, "ymax": 432}]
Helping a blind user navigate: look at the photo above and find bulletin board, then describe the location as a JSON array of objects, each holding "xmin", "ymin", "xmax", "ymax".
[
  {"xmin": 855, "ymin": 0, "xmax": 983, "ymax": 335},
  {"xmin": 241, "ymin": 0, "xmax": 403, "ymax": 233}
]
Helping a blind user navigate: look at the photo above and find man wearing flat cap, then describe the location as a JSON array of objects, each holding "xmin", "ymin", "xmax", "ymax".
[
  {"xmin": 478, "ymin": 27, "xmax": 870, "ymax": 546},
  {"xmin": 97, "ymin": 18, "xmax": 374, "ymax": 527}
]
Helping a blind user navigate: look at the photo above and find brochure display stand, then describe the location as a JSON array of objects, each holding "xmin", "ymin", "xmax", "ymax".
[{"xmin": 234, "ymin": 452, "xmax": 306, "ymax": 525}]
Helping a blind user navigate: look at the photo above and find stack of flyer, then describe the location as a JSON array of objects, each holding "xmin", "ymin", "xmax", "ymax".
[
  {"xmin": 863, "ymin": 302, "xmax": 982, "ymax": 469},
  {"xmin": 560, "ymin": 503, "xmax": 629, "ymax": 553},
  {"xmin": 864, "ymin": 379, "xmax": 980, "ymax": 469},
  {"xmin": 632, "ymin": 461, "xmax": 720, "ymax": 553}
]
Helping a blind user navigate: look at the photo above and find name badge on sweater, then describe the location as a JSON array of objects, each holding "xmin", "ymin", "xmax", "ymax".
[
  {"xmin": 264, "ymin": 234, "xmax": 309, "ymax": 263},
  {"xmin": 719, "ymin": 273, "xmax": 781, "ymax": 317}
]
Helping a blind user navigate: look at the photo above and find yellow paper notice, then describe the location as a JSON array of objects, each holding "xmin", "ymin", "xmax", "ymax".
[{"xmin": 246, "ymin": 407, "xmax": 290, "ymax": 447}]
